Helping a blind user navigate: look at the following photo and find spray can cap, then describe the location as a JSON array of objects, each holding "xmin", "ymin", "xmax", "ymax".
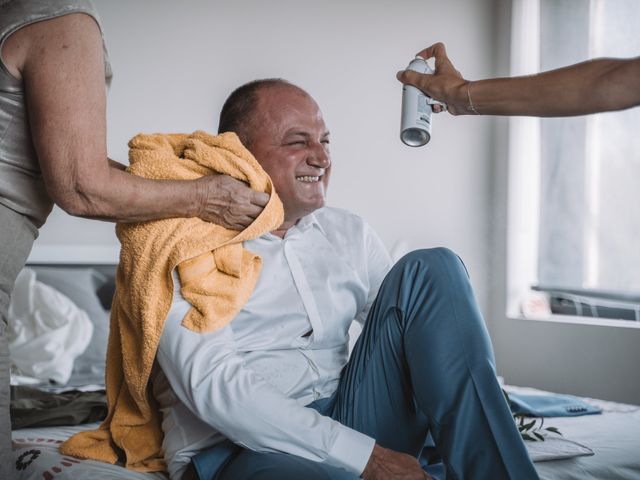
[{"xmin": 407, "ymin": 55, "xmax": 433, "ymax": 74}]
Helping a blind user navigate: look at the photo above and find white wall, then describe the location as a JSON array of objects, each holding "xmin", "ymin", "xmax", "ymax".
[{"xmin": 35, "ymin": 0, "xmax": 497, "ymax": 312}]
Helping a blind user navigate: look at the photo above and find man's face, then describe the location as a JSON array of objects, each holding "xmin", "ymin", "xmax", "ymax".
[{"xmin": 249, "ymin": 86, "xmax": 331, "ymax": 226}]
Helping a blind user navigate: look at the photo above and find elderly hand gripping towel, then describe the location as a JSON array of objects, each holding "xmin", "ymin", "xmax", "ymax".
[{"xmin": 59, "ymin": 131, "xmax": 284, "ymax": 472}]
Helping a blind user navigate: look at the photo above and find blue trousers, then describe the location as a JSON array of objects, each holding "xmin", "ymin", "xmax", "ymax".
[{"xmin": 192, "ymin": 248, "xmax": 539, "ymax": 480}]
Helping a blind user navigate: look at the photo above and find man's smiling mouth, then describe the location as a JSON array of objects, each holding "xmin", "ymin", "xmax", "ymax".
[{"xmin": 296, "ymin": 175, "xmax": 321, "ymax": 183}]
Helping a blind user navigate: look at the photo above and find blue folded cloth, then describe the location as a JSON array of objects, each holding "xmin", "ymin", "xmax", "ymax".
[{"xmin": 508, "ymin": 392, "xmax": 602, "ymax": 417}]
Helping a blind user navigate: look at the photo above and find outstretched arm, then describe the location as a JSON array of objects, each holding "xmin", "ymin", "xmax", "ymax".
[
  {"xmin": 6, "ymin": 13, "xmax": 267, "ymax": 228},
  {"xmin": 397, "ymin": 42, "xmax": 640, "ymax": 117}
]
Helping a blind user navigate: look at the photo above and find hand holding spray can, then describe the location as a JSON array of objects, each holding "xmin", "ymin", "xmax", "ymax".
[{"xmin": 400, "ymin": 56, "xmax": 445, "ymax": 147}]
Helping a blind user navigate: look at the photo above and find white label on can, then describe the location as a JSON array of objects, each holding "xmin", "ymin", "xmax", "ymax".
[{"xmin": 417, "ymin": 95, "xmax": 431, "ymax": 127}]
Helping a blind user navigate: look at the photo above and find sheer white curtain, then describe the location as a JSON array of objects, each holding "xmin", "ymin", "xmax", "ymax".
[{"xmin": 518, "ymin": 0, "xmax": 640, "ymax": 295}]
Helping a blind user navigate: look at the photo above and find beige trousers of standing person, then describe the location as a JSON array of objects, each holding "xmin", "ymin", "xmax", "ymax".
[{"xmin": 0, "ymin": 204, "xmax": 38, "ymax": 480}]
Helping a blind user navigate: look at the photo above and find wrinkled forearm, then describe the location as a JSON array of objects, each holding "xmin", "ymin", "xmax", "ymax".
[
  {"xmin": 16, "ymin": 13, "xmax": 202, "ymax": 224},
  {"xmin": 54, "ymin": 164, "xmax": 203, "ymax": 223}
]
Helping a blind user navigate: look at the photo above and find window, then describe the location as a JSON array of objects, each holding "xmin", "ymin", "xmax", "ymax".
[{"xmin": 507, "ymin": 0, "xmax": 640, "ymax": 324}]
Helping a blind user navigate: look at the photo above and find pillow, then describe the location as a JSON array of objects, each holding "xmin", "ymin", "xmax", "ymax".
[
  {"xmin": 8, "ymin": 269, "xmax": 94, "ymax": 385},
  {"xmin": 32, "ymin": 268, "xmax": 111, "ymax": 387}
]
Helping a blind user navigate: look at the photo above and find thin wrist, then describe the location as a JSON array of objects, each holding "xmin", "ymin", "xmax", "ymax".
[
  {"xmin": 450, "ymin": 80, "xmax": 472, "ymax": 115},
  {"xmin": 465, "ymin": 80, "xmax": 480, "ymax": 115}
]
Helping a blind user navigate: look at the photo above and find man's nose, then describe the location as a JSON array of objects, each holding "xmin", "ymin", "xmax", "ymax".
[{"xmin": 308, "ymin": 142, "xmax": 331, "ymax": 169}]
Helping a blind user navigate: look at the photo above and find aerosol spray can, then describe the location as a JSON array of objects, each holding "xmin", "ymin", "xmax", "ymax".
[{"xmin": 400, "ymin": 56, "xmax": 444, "ymax": 147}]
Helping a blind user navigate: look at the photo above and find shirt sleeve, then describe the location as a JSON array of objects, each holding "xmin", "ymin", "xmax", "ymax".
[
  {"xmin": 155, "ymin": 279, "xmax": 375, "ymax": 476},
  {"xmin": 354, "ymin": 222, "xmax": 393, "ymax": 325}
]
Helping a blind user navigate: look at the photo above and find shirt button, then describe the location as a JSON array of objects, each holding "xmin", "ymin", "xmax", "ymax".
[{"xmin": 313, "ymin": 390, "xmax": 320, "ymax": 400}]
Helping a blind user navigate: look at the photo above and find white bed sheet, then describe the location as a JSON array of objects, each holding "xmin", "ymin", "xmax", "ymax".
[{"xmin": 509, "ymin": 386, "xmax": 640, "ymax": 480}]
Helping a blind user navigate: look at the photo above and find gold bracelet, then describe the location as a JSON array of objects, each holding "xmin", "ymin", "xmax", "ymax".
[{"xmin": 466, "ymin": 81, "xmax": 480, "ymax": 115}]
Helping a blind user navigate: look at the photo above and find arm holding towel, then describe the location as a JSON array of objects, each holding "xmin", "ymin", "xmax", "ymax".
[{"xmin": 4, "ymin": 11, "xmax": 268, "ymax": 229}]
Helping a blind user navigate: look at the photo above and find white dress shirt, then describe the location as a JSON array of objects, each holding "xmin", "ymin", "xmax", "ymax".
[{"xmin": 152, "ymin": 207, "xmax": 393, "ymax": 479}]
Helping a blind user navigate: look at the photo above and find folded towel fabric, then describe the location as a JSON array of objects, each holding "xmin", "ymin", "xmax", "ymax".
[
  {"xmin": 60, "ymin": 131, "xmax": 284, "ymax": 472},
  {"xmin": 509, "ymin": 392, "xmax": 602, "ymax": 417}
]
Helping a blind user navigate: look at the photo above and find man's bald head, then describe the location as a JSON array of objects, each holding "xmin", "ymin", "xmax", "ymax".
[
  {"xmin": 220, "ymin": 78, "xmax": 331, "ymax": 231},
  {"xmin": 218, "ymin": 79, "xmax": 310, "ymax": 147}
]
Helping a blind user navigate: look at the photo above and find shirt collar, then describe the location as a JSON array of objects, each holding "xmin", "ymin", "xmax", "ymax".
[
  {"xmin": 260, "ymin": 210, "xmax": 327, "ymax": 241},
  {"xmin": 294, "ymin": 211, "xmax": 327, "ymax": 237}
]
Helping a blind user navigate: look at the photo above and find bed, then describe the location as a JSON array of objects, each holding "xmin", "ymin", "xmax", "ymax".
[
  {"xmin": 9, "ymin": 264, "xmax": 640, "ymax": 479},
  {"xmin": 508, "ymin": 386, "xmax": 640, "ymax": 479}
]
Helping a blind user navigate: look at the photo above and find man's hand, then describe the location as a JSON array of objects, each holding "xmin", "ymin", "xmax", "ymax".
[
  {"xmin": 397, "ymin": 42, "xmax": 469, "ymax": 116},
  {"xmin": 195, "ymin": 174, "xmax": 270, "ymax": 230},
  {"xmin": 361, "ymin": 444, "xmax": 432, "ymax": 480}
]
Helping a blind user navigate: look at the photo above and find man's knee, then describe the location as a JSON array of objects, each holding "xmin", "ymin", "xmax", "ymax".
[{"xmin": 394, "ymin": 247, "xmax": 465, "ymax": 278}]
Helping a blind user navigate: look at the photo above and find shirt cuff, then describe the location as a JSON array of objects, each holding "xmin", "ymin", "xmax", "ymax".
[{"xmin": 325, "ymin": 424, "xmax": 376, "ymax": 476}]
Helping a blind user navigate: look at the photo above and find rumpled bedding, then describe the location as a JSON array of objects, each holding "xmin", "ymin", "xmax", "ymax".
[
  {"xmin": 7, "ymin": 268, "xmax": 93, "ymax": 385},
  {"xmin": 10, "ymin": 385, "xmax": 107, "ymax": 429}
]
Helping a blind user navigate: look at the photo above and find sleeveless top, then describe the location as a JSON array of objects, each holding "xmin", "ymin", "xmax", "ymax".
[{"xmin": 0, "ymin": 0, "xmax": 112, "ymax": 228}]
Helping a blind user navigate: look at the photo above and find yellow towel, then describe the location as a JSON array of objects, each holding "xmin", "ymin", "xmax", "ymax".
[{"xmin": 60, "ymin": 131, "xmax": 284, "ymax": 471}]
